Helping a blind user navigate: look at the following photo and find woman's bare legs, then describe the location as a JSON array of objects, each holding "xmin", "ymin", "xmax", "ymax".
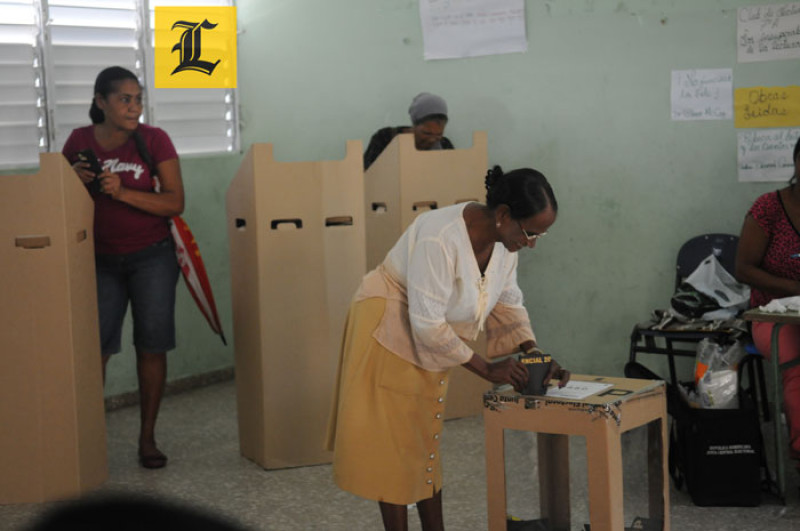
[
  {"xmin": 416, "ymin": 490, "xmax": 444, "ymax": 531},
  {"xmin": 379, "ymin": 502, "xmax": 408, "ymax": 531},
  {"xmin": 136, "ymin": 350, "xmax": 167, "ymax": 468},
  {"xmin": 379, "ymin": 490, "xmax": 444, "ymax": 531}
]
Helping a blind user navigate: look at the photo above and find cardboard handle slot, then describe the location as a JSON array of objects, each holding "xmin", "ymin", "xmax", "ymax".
[
  {"xmin": 413, "ymin": 201, "xmax": 438, "ymax": 211},
  {"xmin": 371, "ymin": 202, "xmax": 387, "ymax": 213},
  {"xmin": 455, "ymin": 198, "xmax": 478, "ymax": 204},
  {"xmin": 76, "ymin": 230, "xmax": 87, "ymax": 242},
  {"xmin": 235, "ymin": 218, "xmax": 247, "ymax": 229},
  {"xmin": 15, "ymin": 236, "xmax": 51, "ymax": 249},
  {"xmin": 325, "ymin": 216, "xmax": 353, "ymax": 227},
  {"xmin": 270, "ymin": 218, "xmax": 303, "ymax": 230}
]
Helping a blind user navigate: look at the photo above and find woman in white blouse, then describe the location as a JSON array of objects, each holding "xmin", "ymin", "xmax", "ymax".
[{"xmin": 326, "ymin": 166, "xmax": 569, "ymax": 531}]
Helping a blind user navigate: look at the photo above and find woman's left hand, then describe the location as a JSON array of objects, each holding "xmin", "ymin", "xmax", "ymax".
[
  {"xmin": 98, "ymin": 171, "xmax": 124, "ymax": 200},
  {"xmin": 543, "ymin": 358, "xmax": 570, "ymax": 388}
]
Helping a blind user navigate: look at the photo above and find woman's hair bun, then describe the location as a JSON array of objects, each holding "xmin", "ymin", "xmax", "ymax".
[
  {"xmin": 484, "ymin": 166, "xmax": 557, "ymax": 218},
  {"xmin": 485, "ymin": 165, "xmax": 504, "ymax": 192}
]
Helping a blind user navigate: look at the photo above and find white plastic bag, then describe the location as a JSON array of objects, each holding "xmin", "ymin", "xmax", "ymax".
[
  {"xmin": 696, "ymin": 369, "xmax": 739, "ymax": 409},
  {"xmin": 693, "ymin": 338, "xmax": 746, "ymax": 409},
  {"xmin": 683, "ymin": 254, "xmax": 750, "ymax": 320}
]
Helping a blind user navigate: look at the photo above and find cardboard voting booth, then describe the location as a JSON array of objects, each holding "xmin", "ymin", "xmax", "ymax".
[
  {"xmin": 0, "ymin": 153, "xmax": 107, "ymax": 504},
  {"xmin": 227, "ymin": 142, "xmax": 365, "ymax": 469},
  {"xmin": 364, "ymin": 131, "xmax": 488, "ymax": 270},
  {"xmin": 364, "ymin": 131, "xmax": 491, "ymax": 419}
]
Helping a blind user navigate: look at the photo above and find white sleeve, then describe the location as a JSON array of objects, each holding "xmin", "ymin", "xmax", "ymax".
[
  {"xmin": 486, "ymin": 254, "xmax": 536, "ymax": 357},
  {"xmin": 406, "ymin": 237, "xmax": 474, "ymax": 368},
  {"xmin": 497, "ymin": 253, "xmax": 525, "ymax": 308}
]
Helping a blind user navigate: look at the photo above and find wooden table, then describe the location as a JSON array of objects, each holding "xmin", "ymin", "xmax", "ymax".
[
  {"xmin": 742, "ymin": 308, "xmax": 800, "ymax": 503},
  {"xmin": 483, "ymin": 375, "xmax": 669, "ymax": 531}
]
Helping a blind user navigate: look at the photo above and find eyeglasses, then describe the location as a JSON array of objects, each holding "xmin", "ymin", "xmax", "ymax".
[{"xmin": 518, "ymin": 220, "xmax": 546, "ymax": 241}]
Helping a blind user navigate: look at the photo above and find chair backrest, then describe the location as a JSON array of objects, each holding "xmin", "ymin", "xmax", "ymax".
[{"xmin": 675, "ymin": 233, "xmax": 738, "ymax": 289}]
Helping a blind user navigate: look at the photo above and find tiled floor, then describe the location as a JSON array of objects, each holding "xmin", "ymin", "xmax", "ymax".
[{"xmin": 2, "ymin": 380, "xmax": 799, "ymax": 530}]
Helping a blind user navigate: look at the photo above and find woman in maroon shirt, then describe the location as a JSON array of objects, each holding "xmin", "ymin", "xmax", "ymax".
[
  {"xmin": 63, "ymin": 66, "xmax": 184, "ymax": 469},
  {"xmin": 736, "ymin": 135, "xmax": 800, "ymax": 470}
]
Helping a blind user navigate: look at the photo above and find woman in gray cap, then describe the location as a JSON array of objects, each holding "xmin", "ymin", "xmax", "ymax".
[{"xmin": 363, "ymin": 92, "xmax": 454, "ymax": 170}]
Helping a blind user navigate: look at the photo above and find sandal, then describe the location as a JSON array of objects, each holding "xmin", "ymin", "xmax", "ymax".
[{"xmin": 138, "ymin": 447, "xmax": 168, "ymax": 469}]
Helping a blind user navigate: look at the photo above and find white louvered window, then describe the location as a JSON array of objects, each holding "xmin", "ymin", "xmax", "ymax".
[
  {"xmin": 44, "ymin": 0, "xmax": 144, "ymax": 152},
  {"xmin": 0, "ymin": 0, "xmax": 238, "ymax": 170},
  {"xmin": 0, "ymin": 0, "xmax": 48, "ymax": 169}
]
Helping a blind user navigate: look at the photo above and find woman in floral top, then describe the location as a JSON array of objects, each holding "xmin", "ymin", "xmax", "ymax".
[{"xmin": 736, "ymin": 135, "xmax": 800, "ymax": 470}]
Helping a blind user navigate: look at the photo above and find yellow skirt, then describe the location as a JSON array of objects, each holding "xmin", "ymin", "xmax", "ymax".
[{"xmin": 325, "ymin": 297, "xmax": 450, "ymax": 505}]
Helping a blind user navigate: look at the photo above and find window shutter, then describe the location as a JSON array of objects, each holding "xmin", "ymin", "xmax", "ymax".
[
  {"xmin": 0, "ymin": 0, "xmax": 47, "ymax": 169},
  {"xmin": 43, "ymin": 0, "xmax": 145, "ymax": 152},
  {"xmin": 1, "ymin": 0, "xmax": 238, "ymax": 169}
]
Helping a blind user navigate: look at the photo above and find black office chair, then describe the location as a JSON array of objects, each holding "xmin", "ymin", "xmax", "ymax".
[{"xmin": 628, "ymin": 233, "xmax": 768, "ymax": 418}]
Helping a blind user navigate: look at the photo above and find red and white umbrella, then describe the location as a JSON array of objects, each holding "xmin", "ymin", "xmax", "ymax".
[{"xmin": 170, "ymin": 216, "xmax": 227, "ymax": 345}]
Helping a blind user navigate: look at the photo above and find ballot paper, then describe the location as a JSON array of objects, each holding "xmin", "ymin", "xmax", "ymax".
[{"xmin": 545, "ymin": 380, "xmax": 613, "ymax": 400}]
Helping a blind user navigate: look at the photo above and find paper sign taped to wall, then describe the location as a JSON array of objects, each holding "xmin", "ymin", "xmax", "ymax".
[
  {"xmin": 738, "ymin": 3, "xmax": 800, "ymax": 63},
  {"xmin": 737, "ymin": 127, "xmax": 800, "ymax": 182},
  {"xmin": 671, "ymin": 69, "xmax": 733, "ymax": 121},
  {"xmin": 734, "ymin": 86, "xmax": 800, "ymax": 128},
  {"xmin": 419, "ymin": 0, "xmax": 527, "ymax": 60}
]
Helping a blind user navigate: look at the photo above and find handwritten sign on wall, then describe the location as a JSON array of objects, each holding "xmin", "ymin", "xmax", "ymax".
[
  {"xmin": 738, "ymin": 2, "xmax": 800, "ymax": 63},
  {"xmin": 738, "ymin": 128, "xmax": 800, "ymax": 181},
  {"xmin": 419, "ymin": 0, "xmax": 527, "ymax": 60},
  {"xmin": 670, "ymin": 69, "xmax": 733, "ymax": 121},
  {"xmin": 734, "ymin": 86, "xmax": 800, "ymax": 128}
]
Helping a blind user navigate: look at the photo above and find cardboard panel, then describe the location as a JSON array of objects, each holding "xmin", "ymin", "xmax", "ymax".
[
  {"xmin": 226, "ymin": 146, "xmax": 265, "ymax": 461},
  {"xmin": 227, "ymin": 142, "xmax": 365, "ymax": 469},
  {"xmin": 0, "ymin": 153, "xmax": 107, "ymax": 504},
  {"xmin": 364, "ymin": 132, "xmax": 492, "ymax": 419}
]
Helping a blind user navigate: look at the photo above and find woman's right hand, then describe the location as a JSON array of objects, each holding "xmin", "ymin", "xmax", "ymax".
[
  {"xmin": 486, "ymin": 357, "xmax": 529, "ymax": 393},
  {"xmin": 72, "ymin": 161, "xmax": 97, "ymax": 185}
]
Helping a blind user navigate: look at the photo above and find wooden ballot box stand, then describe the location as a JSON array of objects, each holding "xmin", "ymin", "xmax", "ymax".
[
  {"xmin": 227, "ymin": 142, "xmax": 365, "ymax": 469},
  {"xmin": 0, "ymin": 153, "xmax": 107, "ymax": 504},
  {"xmin": 483, "ymin": 376, "xmax": 669, "ymax": 531},
  {"xmin": 365, "ymin": 131, "xmax": 490, "ymax": 419}
]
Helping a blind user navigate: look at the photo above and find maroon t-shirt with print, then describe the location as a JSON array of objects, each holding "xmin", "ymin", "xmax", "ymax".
[
  {"xmin": 63, "ymin": 124, "xmax": 178, "ymax": 255},
  {"xmin": 748, "ymin": 190, "xmax": 800, "ymax": 307}
]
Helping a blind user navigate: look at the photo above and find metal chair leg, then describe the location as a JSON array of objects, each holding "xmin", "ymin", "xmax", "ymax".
[
  {"xmin": 755, "ymin": 354, "xmax": 770, "ymax": 422},
  {"xmin": 770, "ymin": 324, "xmax": 786, "ymax": 504}
]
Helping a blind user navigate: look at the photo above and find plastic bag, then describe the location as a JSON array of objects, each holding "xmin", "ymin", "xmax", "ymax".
[
  {"xmin": 693, "ymin": 338, "xmax": 746, "ymax": 409},
  {"xmin": 671, "ymin": 254, "xmax": 750, "ymax": 320}
]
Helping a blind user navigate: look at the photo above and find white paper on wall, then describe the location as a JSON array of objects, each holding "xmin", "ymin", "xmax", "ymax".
[
  {"xmin": 738, "ymin": 127, "xmax": 800, "ymax": 182},
  {"xmin": 738, "ymin": 2, "xmax": 800, "ymax": 63},
  {"xmin": 419, "ymin": 0, "xmax": 527, "ymax": 61},
  {"xmin": 670, "ymin": 69, "xmax": 733, "ymax": 121}
]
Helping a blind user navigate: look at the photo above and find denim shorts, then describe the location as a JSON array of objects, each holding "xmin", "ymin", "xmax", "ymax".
[{"xmin": 95, "ymin": 237, "xmax": 180, "ymax": 355}]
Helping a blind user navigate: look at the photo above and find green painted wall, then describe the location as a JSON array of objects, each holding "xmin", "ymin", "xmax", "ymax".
[{"xmin": 16, "ymin": 0, "xmax": 793, "ymax": 394}]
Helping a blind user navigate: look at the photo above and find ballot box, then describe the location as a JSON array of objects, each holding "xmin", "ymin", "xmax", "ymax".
[
  {"xmin": 0, "ymin": 153, "xmax": 107, "ymax": 503},
  {"xmin": 483, "ymin": 375, "xmax": 669, "ymax": 531},
  {"xmin": 226, "ymin": 142, "xmax": 365, "ymax": 469}
]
